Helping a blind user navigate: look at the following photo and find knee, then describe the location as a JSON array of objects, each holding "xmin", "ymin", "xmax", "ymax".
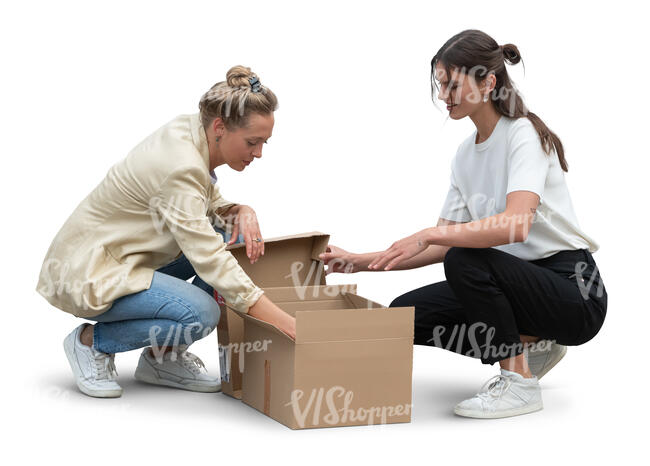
[
  {"xmin": 180, "ymin": 291, "xmax": 220, "ymax": 335},
  {"xmin": 390, "ymin": 293, "xmax": 412, "ymax": 308},
  {"xmin": 443, "ymin": 246, "xmax": 479, "ymax": 279},
  {"xmin": 443, "ymin": 246, "xmax": 466, "ymax": 266},
  {"xmin": 195, "ymin": 293, "xmax": 220, "ymax": 333}
]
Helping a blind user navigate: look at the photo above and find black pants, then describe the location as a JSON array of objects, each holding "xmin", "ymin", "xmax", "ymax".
[{"xmin": 389, "ymin": 247, "xmax": 607, "ymax": 365}]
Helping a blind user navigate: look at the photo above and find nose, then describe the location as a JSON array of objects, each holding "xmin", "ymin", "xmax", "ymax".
[
  {"xmin": 252, "ymin": 146, "xmax": 263, "ymax": 158},
  {"xmin": 438, "ymin": 86, "xmax": 450, "ymax": 102}
]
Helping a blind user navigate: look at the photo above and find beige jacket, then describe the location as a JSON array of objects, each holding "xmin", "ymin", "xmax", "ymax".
[{"xmin": 35, "ymin": 113, "xmax": 264, "ymax": 318}]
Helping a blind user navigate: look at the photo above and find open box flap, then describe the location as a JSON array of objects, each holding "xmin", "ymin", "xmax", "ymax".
[
  {"xmin": 263, "ymin": 284, "xmax": 358, "ymax": 303},
  {"xmin": 226, "ymin": 232, "xmax": 330, "ymax": 288}
]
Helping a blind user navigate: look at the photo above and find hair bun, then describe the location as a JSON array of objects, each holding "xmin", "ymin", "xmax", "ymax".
[
  {"xmin": 500, "ymin": 43, "xmax": 521, "ymax": 65},
  {"xmin": 226, "ymin": 65, "xmax": 256, "ymax": 88}
]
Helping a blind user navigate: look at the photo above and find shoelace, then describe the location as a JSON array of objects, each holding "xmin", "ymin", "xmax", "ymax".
[
  {"xmin": 94, "ymin": 352, "xmax": 118, "ymax": 381},
  {"xmin": 178, "ymin": 350, "xmax": 207, "ymax": 376},
  {"xmin": 476, "ymin": 374, "xmax": 512, "ymax": 406}
]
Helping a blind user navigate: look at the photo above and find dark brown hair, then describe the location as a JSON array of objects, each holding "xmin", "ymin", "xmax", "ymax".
[{"xmin": 431, "ymin": 29, "xmax": 568, "ymax": 171}]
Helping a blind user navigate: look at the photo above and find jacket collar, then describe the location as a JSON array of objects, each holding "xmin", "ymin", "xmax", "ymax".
[{"xmin": 189, "ymin": 113, "xmax": 210, "ymax": 172}]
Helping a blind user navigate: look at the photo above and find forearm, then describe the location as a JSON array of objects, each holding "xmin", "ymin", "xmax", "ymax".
[
  {"xmin": 353, "ymin": 244, "xmax": 451, "ymax": 271},
  {"xmin": 248, "ymin": 294, "xmax": 295, "ymax": 338},
  {"xmin": 426, "ymin": 212, "xmax": 530, "ymax": 248}
]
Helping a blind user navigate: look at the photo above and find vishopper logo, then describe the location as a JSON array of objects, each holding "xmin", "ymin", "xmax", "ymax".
[
  {"xmin": 148, "ymin": 192, "xmax": 261, "ymax": 237},
  {"xmin": 148, "ymin": 193, "xmax": 210, "ymax": 235},
  {"xmin": 143, "ymin": 322, "xmax": 215, "ymax": 363},
  {"xmin": 433, "ymin": 64, "xmax": 525, "ymax": 116},
  {"xmin": 440, "ymin": 195, "xmax": 558, "ymax": 241},
  {"xmin": 37, "ymin": 258, "xmax": 129, "ymax": 311},
  {"xmin": 429, "ymin": 322, "xmax": 538, "ymax": 361},
  {"xmin": 285, "ymin": 260, "xmax": 356, "ymax": 300},
  {"xmin": 218, "ymin": 339, "xmax": 272, "ymax": 381},
  {"xmin": 571, "ymin": 261, "xmax": 605, "ymax": 300},
  {"xmin": 286, "ymin": 386, "xmax": 413, "ymax": 428}
]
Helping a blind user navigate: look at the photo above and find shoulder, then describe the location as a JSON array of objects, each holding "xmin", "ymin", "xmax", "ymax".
[
  {"xmin": 504, "ymin": 116, "xmax": 539, "ymax": 142},
  {"xmin": 453, "ymin": 132, "xmax": 475, "ymax": 166},
  {"xmin": 128, "ymin": 115, "xmax": 209, "ymax": 185}
]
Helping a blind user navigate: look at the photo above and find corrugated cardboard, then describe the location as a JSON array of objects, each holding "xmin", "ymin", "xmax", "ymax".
[
  {"xmin": 216, "ymin": 232, "xmax": 414, "ymax": 429},
  {"xmin": 217, "ymin": 233, "xmax": 330, "ymax": 398}
]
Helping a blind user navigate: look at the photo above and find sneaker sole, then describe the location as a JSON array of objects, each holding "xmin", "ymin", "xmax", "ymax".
[
  {"xmin": 536, "ymin": 345, "xmax": 567, "ymax": 380},
  {"xmin": 454, "ymin": 400, "xmax": 544, "ymax": 419},
  {"xmin": 63, "ymin": 332, "xmax": 122, "ymax": 399},
  {"xmin": 134, "ymin": 370, "xmax": 222, "ymax": 393}
]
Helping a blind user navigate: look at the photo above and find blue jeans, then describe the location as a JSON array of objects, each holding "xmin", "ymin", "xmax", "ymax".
[{"xmin": 87, "ymin": 227, "xmax": 244, "ymax": 354}]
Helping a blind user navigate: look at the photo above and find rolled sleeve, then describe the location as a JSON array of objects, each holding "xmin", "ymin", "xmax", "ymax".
[{"xmin": 155, "ymin": 166, "xmax": 263, "ymax": 313}]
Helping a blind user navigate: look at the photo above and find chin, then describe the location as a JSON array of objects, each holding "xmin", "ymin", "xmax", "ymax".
[{"xmin": 227, "ymin": 162, "xmax": 245, "ymax": 172}]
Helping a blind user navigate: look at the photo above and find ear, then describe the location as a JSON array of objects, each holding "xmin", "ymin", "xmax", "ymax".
[
  {"xmin": 485, "ymin": 74, "xmax": 496, "ymax": 92},
  {"xmin": 212, "ymin": 117, "xmax": 226, "ymax": 135}
]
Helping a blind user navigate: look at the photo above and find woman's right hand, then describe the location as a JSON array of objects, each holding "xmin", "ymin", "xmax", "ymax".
[
  {"xmin": 248, "ymin": 294, "xmax": 296, "ymax": 340},
  {"xmin": 319, "ymin": 245, "xmax": 359, "ymax": 275}
]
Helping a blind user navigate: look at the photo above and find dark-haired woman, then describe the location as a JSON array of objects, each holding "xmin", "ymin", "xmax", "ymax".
[{"xmin": 320, "ymin": 30, "xmax": 607, "ymax": 419}]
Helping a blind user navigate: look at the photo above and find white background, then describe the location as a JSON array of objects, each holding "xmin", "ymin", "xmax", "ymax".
[{"xmin": 2, "ymin": 0, "xmax": 647, "ymax": 464}]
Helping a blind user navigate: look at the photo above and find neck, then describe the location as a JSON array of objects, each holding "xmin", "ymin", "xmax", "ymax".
[{"xmin": 470, "ymin": 104, "xmax": 502, "ymax": 144}]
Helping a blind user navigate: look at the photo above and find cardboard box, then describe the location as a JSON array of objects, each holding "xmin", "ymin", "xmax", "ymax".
[{"xmin": 216, "ymin": 232, "xmax": 414, "ymax": 429}]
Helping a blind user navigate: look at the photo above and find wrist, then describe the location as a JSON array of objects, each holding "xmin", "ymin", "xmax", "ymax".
[
  {"xmin": 227, "ymin": 204, "xmax": 242, "ymax": 214},
  {"xmin": 423, "ymin": 227, "xmax": 440, "ymax": 245},
  {"xmin": 347, "ymin": 253, "xmax": 362, "ymax": 273},
  {"xmin": 354, "ymin": 252, "xmax": 376, "ymax": 272}
]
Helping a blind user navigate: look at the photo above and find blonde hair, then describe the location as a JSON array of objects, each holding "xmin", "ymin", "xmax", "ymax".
[{"xmin": 199, "ymin": 65, "xmax": 278, "ymax": 129}]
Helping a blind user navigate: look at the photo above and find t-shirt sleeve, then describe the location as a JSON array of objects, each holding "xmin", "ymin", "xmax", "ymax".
[
  {"xmin": 505, "ymin": 119, "xmax": 551, "ymax": 197},
  {"xmin": 439, "ymin": 166, "xmax": 472, "ymax": 223}
]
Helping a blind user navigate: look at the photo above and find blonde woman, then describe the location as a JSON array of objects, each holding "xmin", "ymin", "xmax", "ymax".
[
  {"xmin": 36, "ymin": 66, "xmax": 295, "ymax": 398},
  {"xmin": 320, "ymin": 30, "xmax": 607, "ymax": 419}
]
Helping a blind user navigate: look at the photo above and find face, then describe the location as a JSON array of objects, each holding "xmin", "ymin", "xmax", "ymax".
[
  {"xmin": 434, "ymin": 62, "xmax": 493, "ymax": 119},
  {"xmin": 214, "ymin": 113, "xmax": 274, "ymax": 171}
]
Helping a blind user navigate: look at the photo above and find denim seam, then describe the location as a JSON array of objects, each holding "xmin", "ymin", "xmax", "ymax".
[{"xmin": 141, "ymin": 290, "xmax": 201, "ymax": 326}]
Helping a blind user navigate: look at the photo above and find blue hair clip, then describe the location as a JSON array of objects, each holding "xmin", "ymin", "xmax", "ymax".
[{"xmin": 249, "ymin": 76, "xmax": 262, "ymax": 93}]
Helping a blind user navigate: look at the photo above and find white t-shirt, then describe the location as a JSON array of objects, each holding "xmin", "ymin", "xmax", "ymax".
[{"xmin": 439, "ymin": 115, "xmax": 599, "ymax": 261}]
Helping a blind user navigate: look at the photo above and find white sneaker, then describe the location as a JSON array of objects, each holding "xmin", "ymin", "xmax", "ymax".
[
  {"xmin": 134, "ymin": 346, "xmax": 221, "ymax": 393},
  {"xmin": 526, "ymin": 340, "xmax": 567, "ymax": 380},
  {"xmin": 63, "ymin": 323, "xmax": 122, "ymax": 398},
  {"xmin": 454, "ymin": 369, "xmax": 543, "ymax": 419}
]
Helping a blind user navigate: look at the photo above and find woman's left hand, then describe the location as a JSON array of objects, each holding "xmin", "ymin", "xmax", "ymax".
[
  {"xmin": 229, "ymin": 205, "xmax": 264, "ymax": 264},
  {"xmin": 368, "ymin": 229, "xmax": 431, "ymax": 271}
]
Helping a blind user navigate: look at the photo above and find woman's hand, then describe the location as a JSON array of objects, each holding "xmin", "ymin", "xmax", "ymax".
[
  {"xmin": 368, "ymin": 229, "xmax": 431, "ymax": 271},
  {"xmin": 319, "ymin": 245, "xmax": 359, "ymax": 275},
  {"xmin": 248, "ymin": 294, "xmax": 296, "ymax": 340},
  {"xmin": 228, "ymin": 205, "xmax": 264, "ymax": 264}
]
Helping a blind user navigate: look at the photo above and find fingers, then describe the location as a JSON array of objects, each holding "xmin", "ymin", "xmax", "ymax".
[
  {"xmin": 318, "ymin": 252, "xmax": 332, "ymax": 264},
  {"xmin": 369, "ymin": 248, "xmax": 400, "ymax": 270},
  {"xmin": 238, "ymin": 209, "xmax": 263, "ymax": 264},
  {"xmin": 228, "ymin": 223, "xmax": 240, "ymax": 245},
  {"xmin": 243, "ymin": 227, "xmax": 264, "ymax": 264},
  {"xmin": 244, "ymin": 230, "xmax": 254, "ymax": 263},
  {"xmin": 319, "ymin": 245, "xmax": 340, "ymax": 265},
  {"xmin": 383, "ymin": 254, "xmax": 406, "ymax": 271},
  {"xmin": 252, "ymin": 228, "xmax": 264, "ymax": 260}
]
